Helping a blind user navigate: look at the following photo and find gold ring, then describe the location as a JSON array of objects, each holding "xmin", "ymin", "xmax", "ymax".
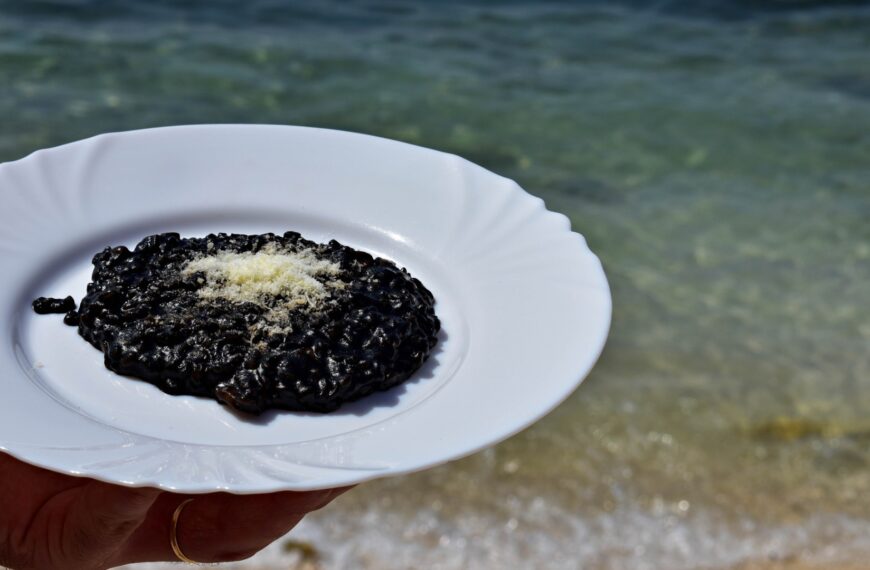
[{"xmin": 170, "ymin": 498, "xmax": 199, "ymax": 564}]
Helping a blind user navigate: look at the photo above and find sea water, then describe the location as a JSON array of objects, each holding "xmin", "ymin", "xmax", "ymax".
[{"xmin": 1, "ymin": 1, "xmax": 869, "ymax": 568}]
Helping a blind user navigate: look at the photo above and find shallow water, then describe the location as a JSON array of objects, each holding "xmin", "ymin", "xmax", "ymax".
[{"xmin": 2, "ymin": 1, "xmax": 870, "ymax": 568}]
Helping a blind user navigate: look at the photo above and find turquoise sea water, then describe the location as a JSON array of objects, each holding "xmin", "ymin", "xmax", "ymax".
[{"xmin": 2, "ymin": 1, "xmax": 870, "ymax": 568}]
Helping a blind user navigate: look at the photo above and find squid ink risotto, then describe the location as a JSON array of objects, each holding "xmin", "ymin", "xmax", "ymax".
[{"xmin": 32, "ymin": 232, "xmax": 440, "ymax": 415}]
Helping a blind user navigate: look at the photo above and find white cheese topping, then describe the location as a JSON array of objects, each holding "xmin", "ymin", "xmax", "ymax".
[{"xmin": 182, "ymin": 244, "xmax": 343, "ymax": 313}]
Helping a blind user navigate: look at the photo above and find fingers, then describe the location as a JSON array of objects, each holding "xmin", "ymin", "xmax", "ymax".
[
  {"xmin": 240, "ymin": 487, "xmax": 351, "ymax": 514},
  {"xmin": 124, "ymin": 487, "xmax": 352, "ymax": 564},
  {"xmin": 178, "ymin": 496, "xmax": 308, "ymax": 563},
  {"xmin": 62, "ymin": 482, "xmax": 160, "ymax": 569},
  {"xmin": 179, "ymin": 490, "xmax": 336, "ymax": 563}
]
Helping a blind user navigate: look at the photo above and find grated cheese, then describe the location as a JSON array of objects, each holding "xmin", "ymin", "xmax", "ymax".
[{"xmin": 181, "ymin": 244, "xmax": 343, "ymax": 314}]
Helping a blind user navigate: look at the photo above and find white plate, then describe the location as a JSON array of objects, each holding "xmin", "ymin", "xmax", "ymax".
[{"xmin": 0, "ymin": 125, "xmax": 610, "ymax": 493}]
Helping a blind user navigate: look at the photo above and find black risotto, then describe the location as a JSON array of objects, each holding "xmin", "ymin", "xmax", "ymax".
[{"xmin": 33, "ymin": 232, "xmax": 440, "ymax": 414}]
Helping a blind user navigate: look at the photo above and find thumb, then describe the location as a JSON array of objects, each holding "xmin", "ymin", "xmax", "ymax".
[{"xmin": 61, "ymin": 481, "xmax": 160, "ymax": 569}]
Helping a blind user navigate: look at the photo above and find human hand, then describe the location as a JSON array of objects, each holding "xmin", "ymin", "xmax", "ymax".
[{"xmin": 0, "ymin": 452, "xmax": 349, "ymax": 570}]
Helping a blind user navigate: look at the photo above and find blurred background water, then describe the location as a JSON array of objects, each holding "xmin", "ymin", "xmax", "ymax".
[{"xmin": 2, "ymin": 1, "xmax": 869, "ymax": 568}]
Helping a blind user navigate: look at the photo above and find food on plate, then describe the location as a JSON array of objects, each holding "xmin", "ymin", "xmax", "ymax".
[
  {"xmin": 32, "ymin": 296, "xmax": 75, "ymax": 314},
  {"xmin": 34, "ymin": 231, "xmax": 440, "ymax": 414}
]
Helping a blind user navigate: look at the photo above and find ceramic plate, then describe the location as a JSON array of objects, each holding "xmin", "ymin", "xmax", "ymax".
[{"xmin": 0, "ymin": 125, "xmax": 610, "ymax": 493}]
